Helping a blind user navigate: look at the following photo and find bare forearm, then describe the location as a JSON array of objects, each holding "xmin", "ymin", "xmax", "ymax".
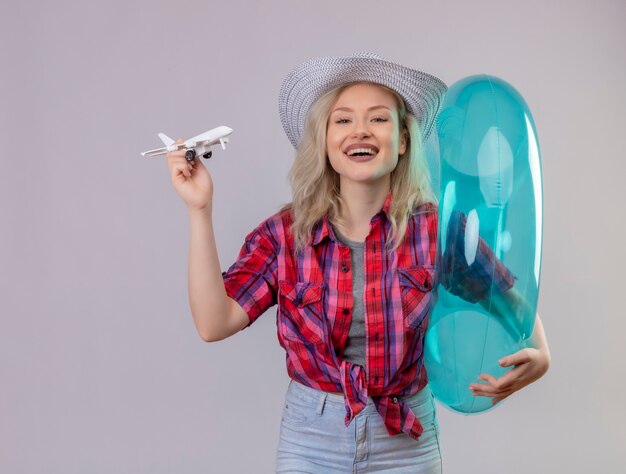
[
  {"xmin": 187, "ymin": 206, "xmax": 230, "ymax": 341},
  {"xmin": 528, "ymin": 313, "xmax": 550, "ymax": 356}
]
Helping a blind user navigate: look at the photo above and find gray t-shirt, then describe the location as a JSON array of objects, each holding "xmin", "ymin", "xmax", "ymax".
[{"xmin": 331, "ymin": 223, "xmax": 366, "ymax": 367}]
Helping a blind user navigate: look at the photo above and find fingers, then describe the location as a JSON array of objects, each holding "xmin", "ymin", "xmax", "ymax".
[
  {"xmin": 467, "ymin": 350, "xmax": 539, "ymax": 404},
  {"xmin": 171, "ymin": 160, "xmax": 193, "ymax": 179},
  {"xmin": 469, "ymin": 374, "xmax": 499, "ymax": 397},
  {"xmin": 470, "ymin": 387, "xmax": 513, "ymax": 405},
  {"xmin": 167, "ymin": 138, "xmax": 194, "ymax": 179},
  {"xmin": 166, "ymin": 138, "xmax": 186, "ymax": 158},
  {"xmin": 469, "ymin": 364, "xmax": 527, "ymax": 399},
  {"xmin": 491, "ymin": 390, "xmax": 515, "ymax": 405},
  {"xmin": 500, "ymin": 349, "xmax": 532, "ymax": 367}
]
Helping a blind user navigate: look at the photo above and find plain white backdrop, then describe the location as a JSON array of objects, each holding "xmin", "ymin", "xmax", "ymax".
[{"xmin": 1, "ymin": 0, "xmax": 624, "ymax": 472}]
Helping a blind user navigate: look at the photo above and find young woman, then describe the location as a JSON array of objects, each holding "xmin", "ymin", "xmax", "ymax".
[{"xmin": 166, "ymin": 52, "xmax": 551, "ymax": 473}]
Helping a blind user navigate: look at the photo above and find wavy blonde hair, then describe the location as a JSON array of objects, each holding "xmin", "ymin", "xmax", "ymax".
[{"xmin": 280, "ymin": 81, "xmax": 437, "ymax": 256}]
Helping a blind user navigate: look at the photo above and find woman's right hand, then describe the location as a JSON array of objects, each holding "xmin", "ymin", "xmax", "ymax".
[{"xmin": 167, "ymin": 139, "xmax": 214, "ymax": 211}]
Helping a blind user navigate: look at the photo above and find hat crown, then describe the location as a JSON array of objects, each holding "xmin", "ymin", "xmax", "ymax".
[
  {"xmin": 279, "ymin": 53, "xmax": 448, "ymax": 149},
  {"xmin": 352, "ymin": 51, "xmax": 386, "ymax": 61}
]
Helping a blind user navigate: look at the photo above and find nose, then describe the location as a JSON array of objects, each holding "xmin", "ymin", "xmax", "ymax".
[{"xmin": 351, "ymin": 118, "xmax": 371, "ymax": 138}]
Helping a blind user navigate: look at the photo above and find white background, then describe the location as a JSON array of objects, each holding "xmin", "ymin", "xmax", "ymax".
[{"xmin": 1, "ymin": 0, "xmax": 624, "ymax": 472}]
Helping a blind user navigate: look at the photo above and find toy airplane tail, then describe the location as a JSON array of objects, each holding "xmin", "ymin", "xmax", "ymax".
[{"xmin": 158, "ymin": 133, "xmax": 175, "ymax": 147}]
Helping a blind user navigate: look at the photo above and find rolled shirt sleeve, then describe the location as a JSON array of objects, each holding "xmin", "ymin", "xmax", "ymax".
[
  {"xmin": 440, "ymin": 210, "xmax": 516, "ymax": 303},
  {"xmin": 221, "ymin": 220, "xmax": 279, "ymax": 329}
]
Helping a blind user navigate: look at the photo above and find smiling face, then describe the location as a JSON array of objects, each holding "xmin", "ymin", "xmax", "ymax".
[{"xmin": 326, "ymin": 82, "xmax": 407, "ymax": 189}]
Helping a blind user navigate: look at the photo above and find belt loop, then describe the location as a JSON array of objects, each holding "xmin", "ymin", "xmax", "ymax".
[{"xmin": 316, "ymin": 392, "xmax": 328, "ymax": 416}]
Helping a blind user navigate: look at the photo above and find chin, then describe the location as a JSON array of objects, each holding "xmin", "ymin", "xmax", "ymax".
[{"xmin": 342, "ymin": 173, "xmax": 389, "ymax": 184}]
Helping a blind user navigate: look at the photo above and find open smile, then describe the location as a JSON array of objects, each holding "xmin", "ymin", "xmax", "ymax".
[
  {"xmin": 345, "ymin": 151, "xmax": 377, "ymax": 162},
  {"xmin": 343, "ymin": 143, "xmax": 380, "ymax": 162}
]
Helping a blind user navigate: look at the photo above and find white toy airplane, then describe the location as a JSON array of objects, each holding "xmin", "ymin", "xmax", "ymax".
[{"xmin": 141, "ymin": 125, "xmax": 233, "ymax": 162}]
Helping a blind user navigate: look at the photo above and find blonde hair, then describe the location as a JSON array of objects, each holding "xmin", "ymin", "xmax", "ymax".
[{"xmin": 280, "ymin": 82, "xmax": 437, "ymax": 256}]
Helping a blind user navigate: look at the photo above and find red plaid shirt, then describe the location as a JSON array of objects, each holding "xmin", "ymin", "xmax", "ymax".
[{"xmin": 222, "ymin": 191, "xmax": 515, "ymax": 441}]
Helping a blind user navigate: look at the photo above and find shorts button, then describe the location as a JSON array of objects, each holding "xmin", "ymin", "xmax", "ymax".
[{"xmin": 392, "ymin": 397, "xmax": 398, "ymax": 404}]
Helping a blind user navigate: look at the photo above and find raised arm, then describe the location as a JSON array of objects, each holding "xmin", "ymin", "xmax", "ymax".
[
  {"xmin": 165, "ymin": 139, "xmax": 250, "ymax": 342},
  {"xmin": 188, "ymin": 207, "xmax": 250, "ymax": 342}
]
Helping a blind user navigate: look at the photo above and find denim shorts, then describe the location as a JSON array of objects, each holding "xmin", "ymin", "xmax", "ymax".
[{"xmin": 275, "ymin": 379, "xmax": 442, "ymax": 473}]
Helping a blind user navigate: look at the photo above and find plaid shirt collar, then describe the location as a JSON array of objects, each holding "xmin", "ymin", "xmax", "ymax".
[{"xmin": 312, "ymin": 190, "xmax": 393, "ymax": 246}]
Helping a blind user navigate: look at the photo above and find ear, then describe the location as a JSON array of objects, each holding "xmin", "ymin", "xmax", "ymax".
[{"xmin": 399, "ymin": 130, "xmax": 408, "ymax": 156}]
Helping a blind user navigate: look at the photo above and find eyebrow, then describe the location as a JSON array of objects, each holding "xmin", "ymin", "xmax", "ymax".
[{"xmin": 331, "ymin": 105, "xmax": 392, "ymax": 113}]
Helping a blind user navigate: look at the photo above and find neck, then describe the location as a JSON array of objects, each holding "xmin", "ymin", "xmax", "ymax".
[{"xmin": 334, "ymin": 177, "xmax": 390, "ymax": 238}]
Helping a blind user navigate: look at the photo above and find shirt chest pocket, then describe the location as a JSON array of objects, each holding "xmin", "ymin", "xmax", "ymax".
[
  {"xmin": 277, "ymin": 280, "xmax": 327, "ymax": 347},
  {"xmin": 397, "ymin": 265, "xmax": 436, "ymax": 330}
]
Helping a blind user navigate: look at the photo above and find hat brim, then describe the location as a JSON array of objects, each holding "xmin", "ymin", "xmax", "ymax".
[{"xmin": 279, "ymin": 53, "xmax": 448, "ymax": 149}]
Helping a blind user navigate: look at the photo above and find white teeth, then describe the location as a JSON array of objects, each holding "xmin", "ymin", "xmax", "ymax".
[{"xmin": 346, "ymin": 148, "xmax": 376, "ymax": 156}]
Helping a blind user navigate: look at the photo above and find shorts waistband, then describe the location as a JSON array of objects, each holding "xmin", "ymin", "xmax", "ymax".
[{"xmin": 286, "ymin": 379, "xmax": 433, "ymax": 416}]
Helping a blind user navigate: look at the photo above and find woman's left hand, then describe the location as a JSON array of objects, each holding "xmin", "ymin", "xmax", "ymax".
[{"xmin": 468, "ymin": 347, "xmax": 551, "ymax": 405}]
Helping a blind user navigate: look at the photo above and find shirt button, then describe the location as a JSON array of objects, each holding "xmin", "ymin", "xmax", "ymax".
[
  {"xmin": 375, "ymin": 376, "xmax": 379, "ymax": 384},
  {"xmin": 392, "ymin": 397, "xmax": 398, "ymax": 404},
  {"xmin": 342, "ymin": 265, "xmax": 349, "ymax": 272},
  {"xmin": 375, "ymin": 333, "xmax": 379, "ymax": 341},
  {"xmin": 343, "ymin": 308, "xmax": 350, "ymax": 315}
]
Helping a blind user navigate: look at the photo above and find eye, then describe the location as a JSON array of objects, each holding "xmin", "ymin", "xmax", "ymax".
[
  {"xmin": 335, "ymin": 118, "xmax": 351, "ymax": 124},
  {"xmin": 372, "ymin": 117, "xmax": 388, "ymax": 122}
]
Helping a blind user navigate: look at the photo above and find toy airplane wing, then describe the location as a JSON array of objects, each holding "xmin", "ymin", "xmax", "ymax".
[
  {"xmin": 140, "ymin": 133, "xmax": 185, "ymax": 157},
  {"xmin": 141, "ymin": 146, "xmax": 173, "ymax": 157}
]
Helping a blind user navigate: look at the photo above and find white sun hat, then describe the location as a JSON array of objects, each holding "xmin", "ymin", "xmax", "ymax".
[{"xmin": 278, "ymin": 51, "xmax": 448, "ymax": 149}]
